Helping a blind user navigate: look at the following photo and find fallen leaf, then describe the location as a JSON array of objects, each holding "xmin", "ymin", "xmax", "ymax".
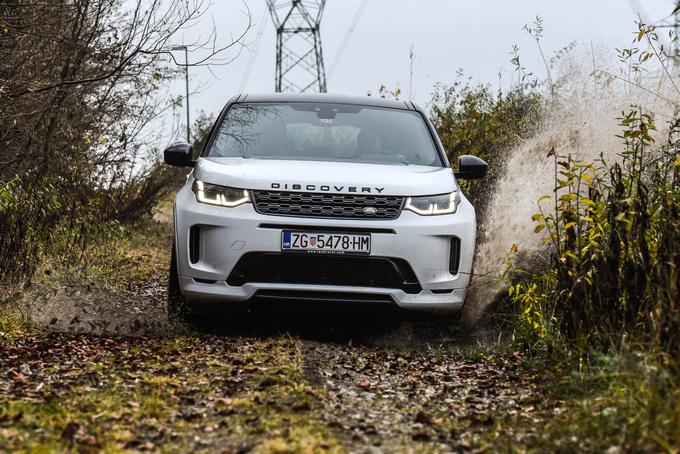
[
  {"xmin": 292, "ymin": 401, "xmax": 310, "ymax": 411},
  {"xmin": 358, "ymin": 379, "xmax": 371, "ymax": 389},
  {"xmin": 415, "ymin": 410, "xmax": 433, "ymax": 425},
  {"xmin": 9, "ymin": 369, "xmax": 27, "ymax": 383}
]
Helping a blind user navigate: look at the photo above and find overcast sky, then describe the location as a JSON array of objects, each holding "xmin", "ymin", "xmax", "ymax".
[{"xmin": 166, "ymin": 0, "xmax": 677, "ymax": 130}]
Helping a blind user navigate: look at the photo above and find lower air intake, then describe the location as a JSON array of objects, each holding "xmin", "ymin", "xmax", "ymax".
[
  {"xmin": 189, "ymin": 226, "xmax": 200, "ymax": 264},
  {"xmin": 449, "ymin": 237, "xmax": 461, "ymax": 275},
  {"xmin": 227, "ymin": 253, "xmax": 422, "ymax": 294}
]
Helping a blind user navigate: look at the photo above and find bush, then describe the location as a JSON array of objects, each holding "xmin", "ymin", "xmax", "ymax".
[
  {"xmin": 0, "ymin": 177, "xmax": 62, "ymax": 284},
  {"xmin": 509, "ymin": 111, "xmax": 680, "ymax": 355},
  {"xmin": 429, "ymin": 81, "xmax": 542, "ymax": 210}
]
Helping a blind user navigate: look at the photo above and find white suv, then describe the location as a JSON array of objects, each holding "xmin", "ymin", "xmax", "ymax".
[{"xmin": 164, "ymin": 93, "xmax": 487, "ymax": 319}]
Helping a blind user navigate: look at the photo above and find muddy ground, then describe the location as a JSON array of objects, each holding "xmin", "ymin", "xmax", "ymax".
[{"xmin": 0, "ymin": 265, "xmax": 568, "ymax": 453}]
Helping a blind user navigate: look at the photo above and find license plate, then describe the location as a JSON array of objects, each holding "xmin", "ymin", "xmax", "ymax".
[{"xmin": 281, "ymin": 231, "xmax": 371, "ymax": 255}]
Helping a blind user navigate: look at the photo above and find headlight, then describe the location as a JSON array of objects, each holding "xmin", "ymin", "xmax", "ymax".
[
  {"xmin": 192, "ymin": 180, "xmax": 250, "ymax": 207},
  {"xmin": 405, "ymin": 191, "xmax": 461, "ymax": 215}
]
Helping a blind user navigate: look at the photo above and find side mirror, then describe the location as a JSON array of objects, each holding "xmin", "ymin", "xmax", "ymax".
[
  {"xmin": 454, "ymin": 155, "xmax": 488, "ymax": 180},
  {"xmin": 164, "ymin": 143, "xmax": 195, "ymax": 167}
]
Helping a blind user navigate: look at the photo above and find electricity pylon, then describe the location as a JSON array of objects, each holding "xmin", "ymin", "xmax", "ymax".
[{"xmin": 266, "ymin": 0, "xmax": 327, "ymax": 93}]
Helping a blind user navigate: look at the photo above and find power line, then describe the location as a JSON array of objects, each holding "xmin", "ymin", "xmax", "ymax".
[
  {"xmin": 239, "ymin": 6, "xmax": 269, "ymax": 93},
  {"xmin": 328, "ymin": 0, "xmax": 368, "ymax": 79}
]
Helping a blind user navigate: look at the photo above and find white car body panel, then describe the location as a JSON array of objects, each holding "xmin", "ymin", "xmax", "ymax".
[{"xmin": 194, "ymin": 158, "xmax": 457, "ymax": 197}]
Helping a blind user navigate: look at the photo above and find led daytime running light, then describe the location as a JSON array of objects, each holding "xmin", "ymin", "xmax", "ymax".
[
  {"xmin": 405, "ymin": 191, "xmax": 460, "ymax": 216},
  {"xmin": 193, "ymin": 180, "xmax": 250, "ymax": 207}
]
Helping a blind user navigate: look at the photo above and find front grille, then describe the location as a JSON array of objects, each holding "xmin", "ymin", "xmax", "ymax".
[
  {"xmin": 252, "ymin": 190, "xmax": 403, "ymax": 220},
  {"xmin": 227, "ymin": 252, "xmax": 422, "ymax": 294}
]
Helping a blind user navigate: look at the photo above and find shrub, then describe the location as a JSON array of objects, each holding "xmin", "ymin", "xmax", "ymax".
[
  {"xmin": 510, "ymin": 111, "xmax": 679, "ymax": 355},
  {"xmin": 429, "ymin": 81, "xmax": 543, "ymax": 210},
  {"xmin": 0, "ymin": 177, "xmax": 62, "ymax": 284}
]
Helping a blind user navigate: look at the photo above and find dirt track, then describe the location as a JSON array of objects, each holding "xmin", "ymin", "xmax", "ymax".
[{"xmin": 0, "ymin": 269, "xmax": 559, "ymax": 452}]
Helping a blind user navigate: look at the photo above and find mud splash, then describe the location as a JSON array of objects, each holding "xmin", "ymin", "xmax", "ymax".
[
  {"xmin": 464, "ymin": 59, "xmax": 679, "ymax": 325},
  {"xmin": 23, "ymin": 276, "xmax": 187, "ymax": 337}
]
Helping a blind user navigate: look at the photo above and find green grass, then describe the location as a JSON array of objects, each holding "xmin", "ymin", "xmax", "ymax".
[
  {"xmin": 514, "ymin": 352, "xmax": 680, "ymax": 452},
  {"xmin": 0, "ymin": 203, "xmax": 173, "ymax": 345},
  {"xmin": 0, "ymin": 304, "xmax": 34, "ymax": 343},
  {"xmin": 38, "ymin": 212, "xmax": 173, "ymax": 293},
  {"xmin": 0, "ymin": 336, "xmax": 344, "ymax": 453}
]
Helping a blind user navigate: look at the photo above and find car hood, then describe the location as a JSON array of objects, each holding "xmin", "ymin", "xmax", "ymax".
[{"xmin": 193, "ymin": 157, "xmax": 456, "ymax": 196}]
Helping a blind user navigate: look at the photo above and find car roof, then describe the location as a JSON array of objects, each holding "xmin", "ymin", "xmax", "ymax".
[{"xmin": 236, "ymin": 93, "xmax": 417, "ymax": 111}]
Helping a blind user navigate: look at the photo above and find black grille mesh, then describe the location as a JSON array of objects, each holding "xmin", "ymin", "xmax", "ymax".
[
  {"xmin": 189, "ymin": 226, "xmax": 200, "ymax": 264},
  {"xmin": 252, "ymin": 191, "xmax": 403, "ymax": 219},
  {"xmin": 227, "ymin": 253, "xmax": 421, "ymax": 293},
  {"xmin": 449, "ymin": 237, "xmax": 461, "ymax": 275}
]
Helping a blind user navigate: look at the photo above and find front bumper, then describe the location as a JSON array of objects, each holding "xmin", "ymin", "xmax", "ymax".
[{"xmin": 174, "ymin": 184, "xmax": 476, "ymax": 313}]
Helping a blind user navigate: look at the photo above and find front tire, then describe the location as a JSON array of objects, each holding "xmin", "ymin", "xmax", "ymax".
[{"xmin": 168, "ymin": 240, "xmax": 192, "ymax": 322}]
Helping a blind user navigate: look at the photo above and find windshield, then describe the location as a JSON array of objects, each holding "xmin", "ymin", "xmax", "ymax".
[{"xmin": 206, "ymin": 102, "xmax": 442, "ymax": 166}]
